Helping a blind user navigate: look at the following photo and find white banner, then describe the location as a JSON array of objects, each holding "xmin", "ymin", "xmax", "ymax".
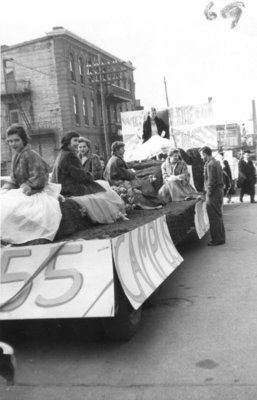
[
  {"xmin": 121, "ymin": 110, "xmax": 145, "ymax": 137},
  {"xmin": 194, "ymin": 200, "xmax": 210, "ymax": 239},
  {"xmin": 111, "ymin": 216, "xmax": 184, "ymax": 310},
  {"xmin": 0, "ymin": 240, "xmax": 114, "ymax": 320},
  {"xmin": 173, "ymin": 125, "xmax": 217, "ymax": 150}
]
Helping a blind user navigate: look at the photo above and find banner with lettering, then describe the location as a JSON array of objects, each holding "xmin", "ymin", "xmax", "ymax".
[
  {"xmin": 0, "ymin": 240, "xmax": 114, "ymax": 319},
  {"xmin": 111, "ymin": 216, "xmax": 184, "ymax": 310},
  {"xmin": 170, "ymin": 101, "xmax": 217, "ymax": 150}
]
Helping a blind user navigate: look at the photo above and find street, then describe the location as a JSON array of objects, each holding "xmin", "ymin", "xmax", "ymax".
[{"xmin": 1, "ymin": 195, "xmax": 257, "ymax": 400}]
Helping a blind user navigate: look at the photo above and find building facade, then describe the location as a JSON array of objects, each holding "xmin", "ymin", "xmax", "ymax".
[{"xmin": 1, "ymin": 27, "xmax": 138, "ymax": 175}]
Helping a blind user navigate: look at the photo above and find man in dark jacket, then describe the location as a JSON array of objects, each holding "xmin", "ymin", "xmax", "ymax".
[
  {"xmin": 200, "ymin": 146, "xmax": 226, "ymax": 246},
  {"xmin": 103, "ymin": 141, "xmax": 136, "ymax": 185},
  {"xmin": 142, "ymin": 107, "xmax": 169, "ymax": 143},
  {"xmin": 238, "ymin": 150, "xmax": 256, "ymax": 203}
]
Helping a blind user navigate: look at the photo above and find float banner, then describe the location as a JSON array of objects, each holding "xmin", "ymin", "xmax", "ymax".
[
  {"xmin": 111, "ymin": 216, "xmax": 184, "ymax": 310},
  {"xmin": 121, "ymin": 110, "xmax": 145, "ymax": 137},
  {"xmin": 194, "ymin": 200, "xmax": 210, "ymax": 239},
  {"xmin": 121, "ymin": 110, "xmax": 145, "ymax": 162},
  {"xmin": 173, "ymin": 125, "xmax": 217, "ymax": 150},
  {"xmin": 0, "ymin": 240, "xmax": 114, "ymax": 320}
]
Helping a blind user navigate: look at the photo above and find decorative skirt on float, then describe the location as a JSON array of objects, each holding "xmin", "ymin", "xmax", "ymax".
[
  {"xmin": 70, "ymin": 180, "xmax": 127, "ymax": 224},
  {"xmin": 0, "ymin": 183, "xmax": 62, "ymax": 244}
]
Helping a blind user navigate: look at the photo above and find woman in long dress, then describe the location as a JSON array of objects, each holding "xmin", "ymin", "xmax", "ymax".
[
  {"xmin": 158, "ymin": 148, "xmax": 198, "ymax": 203},
  {"xmin": 0, "ymin": 125, "xmax": 62, "ymax": 244},
  {"xmin": 51, "ymin": 131, "xmax": 126, "ymax": 224}
]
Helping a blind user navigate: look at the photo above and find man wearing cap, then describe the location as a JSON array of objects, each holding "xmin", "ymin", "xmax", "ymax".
[
  {"xmin": 238, "ymin": 150, "xmax": 256, "ymax": 203},
  {"xmin": 200, "ymin": 146, "xmax": 226, "ymax": 246}
]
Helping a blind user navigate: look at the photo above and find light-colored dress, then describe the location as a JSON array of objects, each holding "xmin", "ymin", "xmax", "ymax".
[
  {"xmin": 158, "ymin": 159, "xmax": 198, "ymax": 203},
  {"xmin": 1, "ymin": 145, "xmax": 62, "ymax": 244},
  {"xmin": 70, "ymin": 180, "xmax": 127, "ymax": 224},
  {"xmin": 1, "ymin": 183, "xmax": 62, "ymax": 244}
]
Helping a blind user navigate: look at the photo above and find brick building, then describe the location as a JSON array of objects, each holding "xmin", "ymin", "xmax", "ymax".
[{"xmin": 1, "ymin": 27, "xmax": 139, "ymax": 175}]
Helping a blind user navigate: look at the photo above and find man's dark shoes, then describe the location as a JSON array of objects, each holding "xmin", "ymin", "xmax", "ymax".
[{"xmin": 208, "ymin": 241, "xmax": 225, "ymax": 246}]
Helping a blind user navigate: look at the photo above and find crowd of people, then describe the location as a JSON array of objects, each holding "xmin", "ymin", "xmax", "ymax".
[{"xmin": 0, "ymin": 123, "xmax": 256, "ymax": 246}]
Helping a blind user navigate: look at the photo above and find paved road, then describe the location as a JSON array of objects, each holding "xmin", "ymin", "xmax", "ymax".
[{"xmin": 1, "ymin": 194, "xmax": 257, "ymax": 400}]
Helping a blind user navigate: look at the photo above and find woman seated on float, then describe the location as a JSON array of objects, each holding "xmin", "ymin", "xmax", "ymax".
[
  {"xmin": 51, "ymin": 131, "xmax": 126, "ymax": 224},
  {"xmin": 158, "ymin": 148, "xmax": 198, "ymax": 203},
  {"xmin": 78, "ymin": 137, "xmax": 103, "ymax": 180},
  {"xmin": 104, "ymin": 141, "xmax": 163, "ymax": 210},
  {"xmin": 1, "ymin": 125, "xmax": 62, "ymax": 245}
]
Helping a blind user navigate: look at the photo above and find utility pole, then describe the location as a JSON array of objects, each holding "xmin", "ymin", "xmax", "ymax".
[
  {"xmin": 87, "ymin": 57, "xmax": 131, "ymax": 159},
  {"xmin": 164, "ymin": 76, "xmax": 169, "ymax": 107},
  {"xmin": 98, "ymin": 55, "xmax": 110, "ymax": 159},
  {"xmin": 164, "ymin": 76, "xmax": 177, "ymax": 148},
  {"xmin": 252, "ymin": 99, "xmax": 257, "ymax": 158}
]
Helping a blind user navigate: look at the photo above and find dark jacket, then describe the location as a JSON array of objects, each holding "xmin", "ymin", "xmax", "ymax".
[
  {"xmin": 142, "ymin": 116, "xmax": 169, "ymax": 143},
  {"xmin": 204, "ymin": 157, "xmax": 224, "ymax": 197},
  {"xmin": 80, "ymin": 153, "xmax": 103, "ymax": 180},
  {"xmin": 51, "ymin": 149, "xmax": 104, "ymax": 196},
  {"xmin": 104, "ymin": 154, "xmax": 136, "ymax": 185},
  {"xmin": 3, "ymin": 144, "xmax": 49, "ymax": 194},
  {"xmin": 238, "ymin": 159, "xmax": 256, "ymax": 190}
]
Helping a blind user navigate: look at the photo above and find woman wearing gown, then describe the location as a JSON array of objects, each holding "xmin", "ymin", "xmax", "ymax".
[
  {"xmin": 51, "ymin": 131, "xmax": 126, "ymax": 224},
  {"xmin": 158, "ymin": 149, "xmax": 198, "ymax": 203},
  {"xmin": 0, "ymin": 125, "xmax": 62, "ymax": 244}
]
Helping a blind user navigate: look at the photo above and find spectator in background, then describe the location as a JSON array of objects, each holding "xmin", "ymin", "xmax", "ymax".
[
  {"xmin": 238, "ymin": 150, "xmax": 256, "ymax": 203},
  {"xmin": 78, "ymin": 137, "xmax": 102, "ymax": 180},
  {"xmin": 219, "ymin": 152, "xmax": 233, "ymax": 203},
  {"xmin": 142, "ymin": 107, "xmax": 169, "ymax": 143},
  {"xmin": 200, "ymin": 146, "xmax": 225, "ymax": 246}
]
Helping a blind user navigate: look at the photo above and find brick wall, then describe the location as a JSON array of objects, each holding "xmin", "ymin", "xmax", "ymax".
[{"xmin": 1, "ymin": 38, "xmax": 62, "ymax": 169}]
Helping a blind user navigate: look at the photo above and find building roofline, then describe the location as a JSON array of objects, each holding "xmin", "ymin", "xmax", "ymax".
[{"xmin": 1, "ymin": 27, "xmax": 135, "ymax": 70}]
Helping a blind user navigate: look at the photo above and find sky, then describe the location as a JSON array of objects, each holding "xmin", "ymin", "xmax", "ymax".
[{"xmin": 1, "ymin": 0, "xmax": 257, "ymax": 129}]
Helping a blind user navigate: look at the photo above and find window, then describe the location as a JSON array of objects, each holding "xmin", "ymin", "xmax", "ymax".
[
  {"xmin": 73, "ymin": 94, "xmax": 80, "ymax": 125},
  {"xmin": 78, "ymin": 57, "xmax": 85, "ymax": 85},
  {"xmin": 113, "ymin": 105, "xmax": 117, "ymax": 122},
  {"xmin": 69, "ymin": 53, "xmax": 76, "ymax": 82},
  {"xmin": 8, "ymin": 103, "xmax": 19, "ymax": 124},
  {"xmin": 82, "ymin": 97, "xmax": 89, "ymax": 125},
  {"xmin": 4, "ymin": 60, "xmax": 15, "ymax": 80},
  {"xmin": 90, "ymin": 95, "xmax": 97, "ymax": 126},
  {"xmin": 107, "ymin": 105, "xmax": 111, "ymax": 125}
]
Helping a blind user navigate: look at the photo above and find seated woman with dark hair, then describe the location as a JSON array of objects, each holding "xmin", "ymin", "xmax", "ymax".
[
  {"xmin": 78, "ymin": 137, "xmax": 103, "ymax": 180},
  {"xmin": 51, "ymin": 131, "xmax": 126, "ymax": 224},
  {"xmin": 1, "ymin": 124, "xmax": 62, "ymax": 244}
]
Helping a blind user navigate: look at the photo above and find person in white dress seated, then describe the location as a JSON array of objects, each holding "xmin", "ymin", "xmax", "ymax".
[
  {"xmin": 158, "ymin": 148, "xmax": 198, "ymax": 203},
  {"xmin": 0, "ymin": 125, "xmax": 62, "ymax": 245}
]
